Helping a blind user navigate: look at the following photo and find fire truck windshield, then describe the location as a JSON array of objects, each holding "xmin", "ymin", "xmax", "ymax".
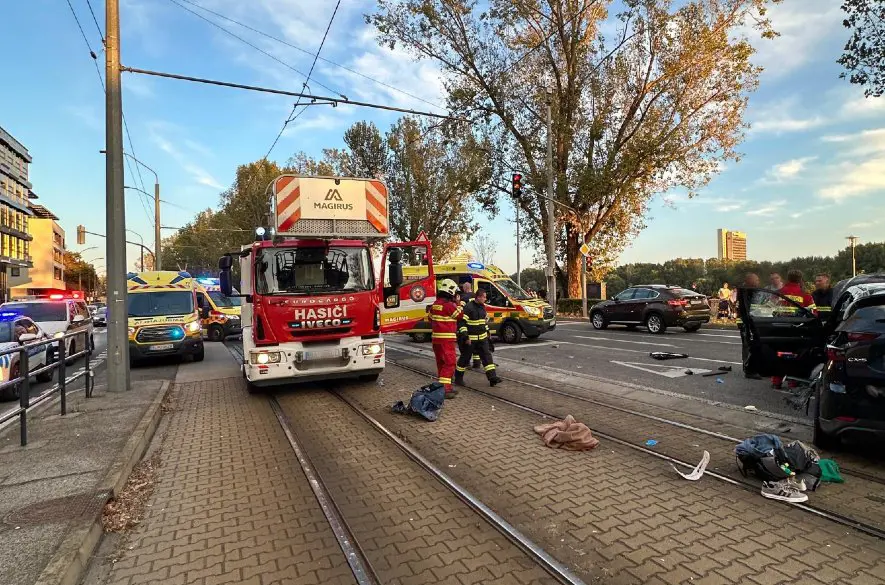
[{"xmin": 255, "ymin": 247, "xmax": 374, "ymax": 295}]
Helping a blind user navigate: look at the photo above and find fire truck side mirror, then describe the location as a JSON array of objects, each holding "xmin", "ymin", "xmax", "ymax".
[
  {"xmin": 218, "ymin": 255, "xmax": 234, "ymax": 297},
  {"xmin": 218, "ymin": 255, "xmax": 233, "ymax": 271}
]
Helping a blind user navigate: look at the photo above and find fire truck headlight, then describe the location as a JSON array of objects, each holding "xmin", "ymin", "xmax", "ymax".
[
  {"xmin": 362, "ymin": 343, "xmax": 383, "ymax": 356},
  {"xmin": 253, "ymin": 352, "xmax": 281, "ymax": 365}
]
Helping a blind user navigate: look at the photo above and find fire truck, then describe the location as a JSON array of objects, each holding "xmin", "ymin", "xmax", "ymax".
[{"xmin": 218, "ymin": 175, "xmax": 436, "ymax": 391}]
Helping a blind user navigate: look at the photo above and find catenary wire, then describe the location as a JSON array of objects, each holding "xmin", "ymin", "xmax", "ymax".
[
  {"xmin": 84, "ymin": 0, "xmax": 104, "ymax": 41},
  {"xmin": 172, "ymin": 0, "xmax": 446, "ymax": 112},
  {"xmin": 121, "ymin": 67, "xmax": 463, "ymax": 121},
  {"xmin": 165, "ymin": 0, "xmax": 346, "ymax": 99},
  {"xmin": 264, "ymin": 0, "xmax": 341, "ymax": 160}
]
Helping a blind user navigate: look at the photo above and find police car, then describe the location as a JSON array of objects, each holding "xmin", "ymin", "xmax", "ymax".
[{"xmin": 0, "ymin": 312, "xmax": 54, "ymax": 401}]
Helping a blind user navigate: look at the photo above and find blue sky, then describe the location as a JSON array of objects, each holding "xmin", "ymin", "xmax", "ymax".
[{"xmin": 1, "ymin": 0, "xmax": 882, "ymax": 276}]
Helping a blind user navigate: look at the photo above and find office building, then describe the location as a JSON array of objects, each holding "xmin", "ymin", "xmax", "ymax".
[
  {"xmin": 10, "ymin": 204, "xmax": 65, "ymax": 298},
  {"xmin": 0, "ymin": 126, "xmax": 35, "ymax": 301},
  {"xmin": 717, "ymin": 229, "xmax": 747, "ymax": 261}
]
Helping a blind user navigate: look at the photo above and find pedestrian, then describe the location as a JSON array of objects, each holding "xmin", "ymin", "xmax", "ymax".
[
  {"xmin": 429, "ymin": 279, "xmax": 463, "ymax": 399},
  {"xmin": 717, "ymin": 282, "xmax": 731, "ymax": 319},
  {"xmin": 454, "ymin": 289, "xmax": 502, "ymax": 387},
  {"xmin": 768, "ymin": 272, "xmax": 784, "ymax": 291},
  {"xmin": 743, "ymin": 273, "xmax": 761, "ymax": 288},
  {"xmin": 770, "ymin": 269, "xmax": 816, "ymax": 389},
  {"xmin": 812, "ymin": 273, "xmax": 834, "ymax": 316},
  {"xmin": 457, "ymin": 281, "xmax": 480, "ymax": 369}
]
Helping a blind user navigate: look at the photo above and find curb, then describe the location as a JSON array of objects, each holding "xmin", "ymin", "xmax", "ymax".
[{"xmin": 33, "ymin": 380, "xmax": 172, "ymax": 585}]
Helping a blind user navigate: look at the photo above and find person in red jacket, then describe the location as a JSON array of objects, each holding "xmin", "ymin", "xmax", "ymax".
[
  {"xmin": 771, "ymin": 269, "xmax": 817, "ymax": 389},
  {"xmin": 429, "ymin": 279, "xmax": 463, "ymax": 398}
]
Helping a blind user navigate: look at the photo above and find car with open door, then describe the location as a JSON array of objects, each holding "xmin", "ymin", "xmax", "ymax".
[{"xmin": 738, "ymin": 277, "xmax": 885, "ymax": 448}]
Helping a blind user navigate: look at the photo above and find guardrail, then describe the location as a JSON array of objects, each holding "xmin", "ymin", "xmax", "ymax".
[{"xmin": 0, "ymin": 330, "xmax": 93, "ymax": 446}]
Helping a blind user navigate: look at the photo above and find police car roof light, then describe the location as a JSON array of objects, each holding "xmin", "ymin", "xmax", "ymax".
[
  {"xmin": 49, "ymin": 294, "xmax": 64, "ymax": 300},
  {"xmin": 0, "ymin": 312, "xmax": 21, "ymax": 320}
]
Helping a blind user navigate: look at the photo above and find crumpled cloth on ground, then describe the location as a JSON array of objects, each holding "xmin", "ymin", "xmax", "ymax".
[
  {"xmin": 533, "ymin": 415, "xmax": 599, "ymax": 450},
  {"xmin": 392, "ymin": 382, "xmax": 446, "ymax": 422},
  {"xmin": 672, "ymin": 450, "xmax": 710, "ymax": 481}
]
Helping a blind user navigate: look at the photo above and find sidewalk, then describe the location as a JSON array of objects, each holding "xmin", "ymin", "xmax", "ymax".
[{"xmin": 0, "ymin": 371, "xmax": 167, "ymax": 585}]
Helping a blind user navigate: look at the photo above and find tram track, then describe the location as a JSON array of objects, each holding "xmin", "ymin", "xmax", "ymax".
[
  {"xmin": 386, "ymin": 352, "xmax": 885, "ymax": 543},
  {"xmin": 224, "ymin": 340, "xmax": 588, "ymax": 585}
]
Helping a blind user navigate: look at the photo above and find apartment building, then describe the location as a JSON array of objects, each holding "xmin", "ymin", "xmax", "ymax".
[
  {"xmin": 10, "ymin": 204, "xmax": 65, "ymax": 298},
  {"xmin": 717, "ymin": 228, "xmax": 747, "ymax": 261},
  {"xmin": 0, "ymin": 125, "xmax": 35, "ymax": 301}
]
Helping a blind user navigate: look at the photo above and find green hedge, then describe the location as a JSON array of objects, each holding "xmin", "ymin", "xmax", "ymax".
[{"xmin": 556, "ymin": 298, "xmax": 603, "ymax": 315}]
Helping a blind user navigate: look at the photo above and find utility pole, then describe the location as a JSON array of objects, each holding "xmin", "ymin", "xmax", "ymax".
[
  {"xmin": 545, "ymin": 92, "xmax": 556, "ymax": 312},
  {"xmin": 847, "ymin": 235, "xmax": 859, "ymax": 277},
  {"xmin": 154, "ymin": 182, "xmax": 162, "ymax": 269},
  {"xmin": 515, "ymin": 205, "xmax": 521, "ymax": 288},
  {"xmin": 106, "ymin": 0, "xmax": 130, "ymax": 391}
]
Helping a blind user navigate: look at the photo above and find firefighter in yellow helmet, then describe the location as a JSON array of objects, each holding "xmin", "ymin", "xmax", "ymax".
[{"xmin": 428, "ymin": 278, "xmax": 463, "ymax": 398}]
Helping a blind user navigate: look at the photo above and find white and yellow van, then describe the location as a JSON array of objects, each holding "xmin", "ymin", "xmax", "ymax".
[
  {"xmin": 127, "ymin": 271, "xmax": 204, "ymax": 363},
  {"xmin": 403, "ymin": 262, "xmax": 555, "ymax": 343},
  {"xmin": 195, "ymin": 277, "xmax": 242, "ymax": 342}
]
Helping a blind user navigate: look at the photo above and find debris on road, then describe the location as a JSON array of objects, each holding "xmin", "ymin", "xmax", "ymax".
[
  {"xmin": 718, "ymin": 366, "xmax": 733, "ymax": 372},
  {"xmin": 645, "ymin": 439, "xmax": 658, "ymax": 447},
  {"xmin": 649, "ymin": 352, "xmax": 689, "ymax": 360},
  {"xmin": 102, "ymin": 450, "xmax": 162, "ymax": 533},
  {"xmin": 392, "ymin": 382, "xmax": 445, "ymax": 422},
  {"xmin": 702, "ymin": 370, "xmax": 728, "ymax": 378},
  {"xmin": 533, "ymin": 415, "xmax": 599, "ymax": 451},
  {"xmin": 716, "ymin": 377, "xmax": 725, "ymax": 384},
  {"xmin": 685, "ymin": 369, "xmax": 694, "ymax": 375},
  {"xmin": 744, "ymin": 405, "xmax": 758, "ymax": 412},
  {"xmin": 672, "ymin": 450, "xmax": 710, "ymax": 481}
]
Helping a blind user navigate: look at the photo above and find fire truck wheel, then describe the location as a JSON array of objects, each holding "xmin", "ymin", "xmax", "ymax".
[
  {"xmin": 246, "ymin": 380, "xmax": 261, "ymax": 394},
  {"xmin": 207, "ymin": 325, "xmax": 225, "ymax": 342},
  {"xmin": 359, "ymin": 373, "xmax": 380, "ymax": 383}
]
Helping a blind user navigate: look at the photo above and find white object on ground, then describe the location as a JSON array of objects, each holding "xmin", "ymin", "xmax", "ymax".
[
  {"xmin": 672, "ymin": 450, "xmax": 710, "ymax": 481},
  {"xmin": 744, "ymin": 405, "xmax": 758, "ymax": 412}
]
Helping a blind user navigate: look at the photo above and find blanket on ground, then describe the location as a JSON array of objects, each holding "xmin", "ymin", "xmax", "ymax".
[{"xmin": 533, "ymin": 415, "xmax": 599, "ymax": 451}]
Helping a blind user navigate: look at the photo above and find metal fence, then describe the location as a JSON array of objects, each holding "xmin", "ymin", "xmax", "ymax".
[{"xmin": 0, "ymin": 330, "xmax": 94, "ymax": 446}]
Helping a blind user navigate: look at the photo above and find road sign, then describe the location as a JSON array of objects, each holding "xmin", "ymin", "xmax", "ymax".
[
  {"xmin": 610, "ymin": 360, "xmax": 711, "ymax": 378},
  {"xmin": 579, "ymin": 243, "xmax": 591, "ymax": 256}
]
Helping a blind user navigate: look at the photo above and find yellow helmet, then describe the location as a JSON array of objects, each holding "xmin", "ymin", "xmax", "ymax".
[{"xmin": 437, "ymin": 279, "xmax": 458, "ymax": 296}]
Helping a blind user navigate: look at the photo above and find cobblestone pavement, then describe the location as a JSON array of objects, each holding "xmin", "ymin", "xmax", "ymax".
[
  {"xmin": 343, "ymin": 363, "xmax": 885, "ymax": 585},
  {"xmin": 389, "ymin": 352, "xmax": 885, "ymax": 534},
  {"xmin": 94, "ymin": 377, "xmax": 356, "ymax": 585},
  {"xmin": 276, "ymin": 390, "xmax": 556, "ymax": 585}
]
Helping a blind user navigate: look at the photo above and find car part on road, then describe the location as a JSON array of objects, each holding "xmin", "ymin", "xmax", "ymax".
[
  {"xmin": 702, "ymin": 370, "xmax": 727, "ymax": 377},
  {"xmin": 649, "ymin": 351, "xmax": 689, "ymax": 360},
  {"xmin": 672, "ymin": 450, "xmax": 710, "ymax": 481}
]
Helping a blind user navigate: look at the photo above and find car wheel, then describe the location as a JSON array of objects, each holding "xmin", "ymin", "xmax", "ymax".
[
  {"xmin": 66, "ymin": 341, "xmax": 77, "ymax": 365},
  {"xmin": 646, "ymin": 313, "xmax": 667, "ymax": 334},
  {"xmin": 245, "ymin": 379, "xmax": 261, "ymax": 394},
  {"xmin": 2, "ymin": 363, "xmax": 22, "ymax": 401},
  {"xmin": 812, "ymin": 386, "xmax": 839, "ymax": 451},
  {"xmin": 36, "ymin": 353, "xmax": 53, "ymax": 383},
  {"xmin": 499, "ymin": 321, "xmax": 522, "ymax": 344},
  {"xmin": 683, "ymin": 323, "xmax": 702, "ymax": 333},
  {"xmin": 410, "ymin": 332, "xmax": 430, "ymax": 343},
  {"xmin": 591, "ymin": 311, "xmax": 608, "ymax": 330},
  {"xmin": 525, "ymin": 333, "xmax": 541, "ymax": 340},
  {"xmin": 193, "ymin": 345, "xmax": 205, "ymax": 362},
  {"xmin": 207, "ymin": 325, "xmax": 225, "ymax": 342},
  {"xmin": 89, "ymin": 334, "xmax": 95, "ymax": 352}
]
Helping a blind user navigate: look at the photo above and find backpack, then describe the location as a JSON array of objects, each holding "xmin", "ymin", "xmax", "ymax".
[
  {"xmin": 735, "ymin": 434, "xmax": 792, "ymax": 482},
  {"xmin": 783, "ymin": 440, "xmax": 822, "ymax": 491}
]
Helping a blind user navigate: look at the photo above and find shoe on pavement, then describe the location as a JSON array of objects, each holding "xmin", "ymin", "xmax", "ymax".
[
  {"xmin": 445, "ymin": 389, "xmax": 459, "ymax": 399},
  {"xmin": 489, "ymin": 376, "xmax": 502, "ymax": 387},
  {"xmin": 761, "ymin": 480, "xmax": 808, "ymax": 503},
  {"xmin": 788, "ymin": 477, "xmax": 807, "ymax": 492},
  {"xmin": 454, "ymin": 375, "xmax": 465, "ymax": 387}
]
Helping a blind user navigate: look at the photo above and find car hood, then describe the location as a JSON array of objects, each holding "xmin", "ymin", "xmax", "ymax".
[{"xmin": 35, "ymin": 321, "xmax": 66, "ymax": 335}]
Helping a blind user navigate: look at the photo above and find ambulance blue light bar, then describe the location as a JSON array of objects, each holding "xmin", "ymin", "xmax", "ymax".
[
  {"xmin": 467, "ymin": 262, "xmax": 485, "ymax": 270},
  {"xmin": 197, "ymin": 278, "xmax": 219, "ymax": 286},
  {"xmin": 0, "ymin": 312, "xmax": 21, "ymax": 320}
]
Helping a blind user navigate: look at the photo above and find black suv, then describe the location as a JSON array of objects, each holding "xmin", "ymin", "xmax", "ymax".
[
  {"xmin": 738, "ymin": 275, "xmax": 885, "ymax": 448},
  {"xmin": 590, "ymin": 285, "xmax": 710, "ymax": 334}
]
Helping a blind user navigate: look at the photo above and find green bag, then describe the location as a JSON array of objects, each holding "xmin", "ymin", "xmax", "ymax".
[{"xmin": 818, "ymin": 459, "xmax": 844, "ymax": 483}]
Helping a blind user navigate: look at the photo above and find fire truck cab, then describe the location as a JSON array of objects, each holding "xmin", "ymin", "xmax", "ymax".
[{"xmin": 219, "ymin": 175, "xmax": 435, "ymax": 391}]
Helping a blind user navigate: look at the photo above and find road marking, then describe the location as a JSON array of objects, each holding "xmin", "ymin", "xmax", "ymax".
[
  {"xmin": 573, "ymin": 335, "xmax": 680, "ymax": 348},
  {"xmin": 572, "ymin": 332, "xmax": 740, "ymax": 346},
  {"xmin": 553, "ymin": 322, "xmax": 588, "ymax": 327},
  {"xmin": 564, "ymin": 342, "xmax": 743, "ymax": 366},
  {"xmin": 611, "ymin": 360, "xmax": 712, "ymax": 378},
  {"xmin": 696, "ymin": 332, "xmax": 740, "ymax": 339},
  {"xmin": 493, "ymin": 341, "xmax": 559, "ymax": 351}
]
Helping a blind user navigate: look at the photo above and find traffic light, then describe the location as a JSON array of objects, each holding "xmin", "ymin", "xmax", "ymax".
[
  {"xmin": 77, "ymin": 225, "xmax": 86, "ymax": 245},
  {"xmin": 511, "ymin": 173, "xmax": 523, "ymax": 199},
  {"xmin": 585, "ymin": 256, "xmax": 593, "ymax": 270}
]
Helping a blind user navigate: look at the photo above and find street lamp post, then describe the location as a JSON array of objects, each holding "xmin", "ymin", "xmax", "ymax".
[
  {"xmin": 76, "ymin": 246, "xmax": 98, "ymax": 292},
  {"xmin": 102, "ymin": 155, "xmax": 161, "ymax": 270},
  {"xmin": 85, "ymin": 257, "xmax": 104, "ymax": 299},
  {"xmin": 847, "ymin": 235, "xmax": 859, "ymax": 277},
  {"xmin": 125, "ymin": 229, "xmax": 145, "ymax": 269}
]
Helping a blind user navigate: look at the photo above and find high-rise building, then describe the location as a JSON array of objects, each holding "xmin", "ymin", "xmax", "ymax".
[
  {"xmin": 0, "ymin": 126, "xmax": 35, "ymax": 302},
  {"xmin": 10, "ymin": 204, "xmax": 66, "ymax": 298},
  {"xmin": 717, "ymin": 229, "xmax": 747, "ymax": 261}
]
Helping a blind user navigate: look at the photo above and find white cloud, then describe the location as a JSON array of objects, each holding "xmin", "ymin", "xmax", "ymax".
[
  {"xmin": 849, "ymin": 219, "xmax": 881, "ymax": 229},
  {"xmin": 749, "ymin": 97, "xmax": 825, "ymax": 134},
  {"xmin": 65, "ymin": 105, "xmax": 103, "ymax": 131},
  {"xmin": 147, "ymin": 122, "xmax": 223, "ymax": 191},
  {"xmin": 761, "ymin": 156, "xmax": 817, "ymax": 183},
  {"xmin": 746, "ymin": 200, "xmax": 787, "ymax": 216},
  {"xmin": 817, "ymin": 128, "xmax": 885, "ymax": 200},
  {"xmin": 716, "ymin": 202, "xmax": 745, "ymax": 213}
]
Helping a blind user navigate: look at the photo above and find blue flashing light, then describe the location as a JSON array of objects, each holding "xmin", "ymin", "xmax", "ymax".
[
  {"xmin": 467, "ymin": 262, "xmax": 485, "ymax": 270},
  {"xmin": 0, "ymin": 312, "xmax": 21, "ymax": 321},
  {"xmin": 170, "ymin": 328, "xmax": 185, "ymax": 340},
  {"xmin": 197, "ymin": 278, "xmax": 219, "ymax": 286}
]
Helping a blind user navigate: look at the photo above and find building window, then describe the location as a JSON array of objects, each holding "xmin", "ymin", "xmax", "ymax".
[
  {"xmin": 54, "ymin": 267, "xmax": 63, "ymax": 281},
  {"xmin": 10, "ymin": 267, "xmax": 19, "ymax": 277}
]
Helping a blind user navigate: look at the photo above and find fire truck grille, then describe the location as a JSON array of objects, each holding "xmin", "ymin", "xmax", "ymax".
[{"xmin": 285, "ymin": 219, "xmax": 384, "ymax": 237}]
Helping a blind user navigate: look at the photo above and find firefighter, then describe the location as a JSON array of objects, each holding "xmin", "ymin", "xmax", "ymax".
[
  {"xmin": 455, "ymin": 289, "xmax": 502, "ymax": 387},
  {"xmin": 457, "ymin": 281, "xmax": 481, "ymax": 369},
  {"xmin": 770, "ymin": 269, "xmax": 816, "ymax": 389},
  {"xmin": 429, "ymin": 278, "xmax": 463, "ymax": 398}
]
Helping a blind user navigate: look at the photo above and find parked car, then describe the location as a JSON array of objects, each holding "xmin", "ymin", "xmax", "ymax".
[
  {"xmin": 0, "ymin": 296, "xmax": 94, "ymax": 364},
  {"xmin": 91, "ymin": 305, "xmax": 107, "ymax": 327},
  {"xmin": 0, "ymin": 312, "xmax": 54, "ymax": 401},
  {"xmin": 738, "ymin": 275, "xmax": 885, "ymax": 448},
  {"xmin": 590, "ymin": 285, "xmax": 710, "ymax": 334}
]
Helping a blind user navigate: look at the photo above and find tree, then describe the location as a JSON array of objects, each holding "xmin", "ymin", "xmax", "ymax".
[
  {"xmin": 838, "ymin": 0, "xmax": 885, "ymax": 98},
  {"xmin": 386, "ymin": 116, "xmax": 492, "ymax": 260},
  {"xmin": 63, "ymin": 251, "xmax": 98, "ymax": 293},
  {"xmin": 369, "ymin": 0, "xmax": 780, "ymax": 297},
  {"xmin": 472, "ymin": 234, "xmax": 497, "ymax": 265},
  {"xmin": 341, "ymin": 121, "xmax": 389, "ymax": 177}
]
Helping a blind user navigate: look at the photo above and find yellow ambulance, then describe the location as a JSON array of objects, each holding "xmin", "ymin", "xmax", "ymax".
[
  {"xmin": 403, "ymin": 261, "xmax": 555, "ymax": 343},
  {"xmin": 126, "ymin": 271, "xmax": 204, "ymax": 364},
  {"xmin": 194, "ymin": 278, "xmax": 242, "ymax": 342}
]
